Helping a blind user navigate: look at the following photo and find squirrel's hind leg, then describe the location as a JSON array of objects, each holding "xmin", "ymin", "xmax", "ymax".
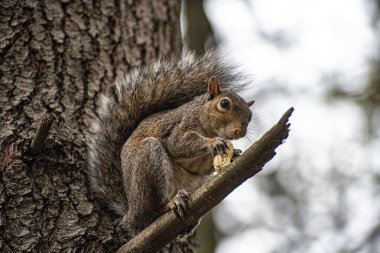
[{"xmin": 121, "ymin": 137, "xmax": 179, "ymax": 234}]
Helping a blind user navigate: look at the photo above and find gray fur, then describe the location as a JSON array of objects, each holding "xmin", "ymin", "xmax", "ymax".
[{"xmin": 87, "ymin": 51, "xmax": 248, "ymax": 216}]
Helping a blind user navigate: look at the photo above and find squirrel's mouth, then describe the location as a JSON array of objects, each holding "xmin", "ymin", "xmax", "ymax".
[
  {"xmin": 218, "ymin": 124, "xmax": 248, "ymax": 140},
  {"xmin": 220, "ymin": 129, "xmax": 246, "ymax": 140},
  {"xmin": 220, "ymin": 133, "xmax": 241, "ymax": 140}
]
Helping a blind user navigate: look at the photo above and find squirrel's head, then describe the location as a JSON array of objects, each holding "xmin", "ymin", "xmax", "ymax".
[{"xmin": 204, "ymin": 76, "xmax": 254, "ymax": 140}]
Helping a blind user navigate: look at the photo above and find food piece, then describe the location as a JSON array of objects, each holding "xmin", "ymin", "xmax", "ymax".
[{"xmin": 213, "ymin": 141, "xmax": 234, "ymax": 173}]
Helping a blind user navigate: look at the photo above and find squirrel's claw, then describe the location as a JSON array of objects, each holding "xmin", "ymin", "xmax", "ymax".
[
  {"xmin": 178, "ymin": 219, "xmax": 201, "ymax": 238},
  {"xmin": 231, "ymin": 148, "xmax": 242, "ymax": 161},
  {"xmin": 211, "ymin": 137, "xmax": 228, "ymax": 157},
  {"xmin": 170, "ymin": 189, "xmax": 190, "ymax": 219}
]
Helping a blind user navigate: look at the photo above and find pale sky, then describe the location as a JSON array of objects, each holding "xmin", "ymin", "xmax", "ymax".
[{"xmin": 205, "ymin": 0, "xmax": 380, "ymax": 252}]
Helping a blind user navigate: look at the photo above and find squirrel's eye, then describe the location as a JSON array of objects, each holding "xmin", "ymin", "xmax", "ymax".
[{"xmin": 220, "ymin": 99, "xmax": 230, "ymax": 109}]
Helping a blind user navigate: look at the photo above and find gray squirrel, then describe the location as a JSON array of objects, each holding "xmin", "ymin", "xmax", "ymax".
[{"xmin": 87, "ymin": 51, "xmax": 254, "ymax": 239}]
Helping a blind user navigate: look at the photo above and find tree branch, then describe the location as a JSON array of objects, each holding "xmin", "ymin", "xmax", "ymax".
[
  {"xmin": 30, "ymin": 113, "xmax": 55, "ymax": 154},
  {"xmin": 117, "ymin": 107, "xmax": 294, "ymax": 253}
]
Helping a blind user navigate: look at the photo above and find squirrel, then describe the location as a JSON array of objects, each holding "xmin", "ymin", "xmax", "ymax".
[{"xmin": 87, "ymin": 51, "xmax": 254, "ymax": 237}]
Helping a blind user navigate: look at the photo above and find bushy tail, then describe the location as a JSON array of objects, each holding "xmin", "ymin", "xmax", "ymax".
[{"xmin": 87, "ymin": 51, "xmax": 248, "ymax": 216}]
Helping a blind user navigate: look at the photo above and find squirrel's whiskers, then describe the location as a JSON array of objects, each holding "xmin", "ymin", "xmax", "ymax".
[{"xmin": 87, "ymin": 51, "xmax": 254, "ymax": 239}]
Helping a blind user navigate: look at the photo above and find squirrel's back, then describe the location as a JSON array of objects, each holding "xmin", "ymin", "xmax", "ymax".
[{"xmin": 87, "ymin": 51, "xmax": 248, "ymax": 215}]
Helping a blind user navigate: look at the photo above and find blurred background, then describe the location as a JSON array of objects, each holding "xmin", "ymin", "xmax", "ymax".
[{"xmin": 181, "ymin": 0, "xmax": 380, "ymax": 252}]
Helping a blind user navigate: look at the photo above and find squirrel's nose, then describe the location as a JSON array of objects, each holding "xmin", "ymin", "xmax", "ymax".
[{"xmin": 233, "ymin": 128, "xmax": 244, "ymax": 138}]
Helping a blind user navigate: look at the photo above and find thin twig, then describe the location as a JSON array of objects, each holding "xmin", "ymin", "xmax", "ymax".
[
  {"xmin": 117, "ymin": 107, "xmax": 294, "ymax": 253},
  {"xmin": 30, "ymin": 113, "xmax": 55, "ymax": 154}
]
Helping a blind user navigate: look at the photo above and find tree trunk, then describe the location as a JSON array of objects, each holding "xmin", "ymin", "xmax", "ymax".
[{"xmin": 0, "ymin": 0, "xmax": 182, "ymax": 252}]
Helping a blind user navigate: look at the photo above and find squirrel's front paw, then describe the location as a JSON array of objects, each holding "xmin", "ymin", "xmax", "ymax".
[
  {"xmin": 210, "ymin": 137, "xmax": 228, "ymax": 157},
  {"xmin": 232, "ymin": 148, "xmax": 242, "ymax": 161},
  {"xmin": 169, "ymin": 189, "xmax": 190, "ymax": 218}
]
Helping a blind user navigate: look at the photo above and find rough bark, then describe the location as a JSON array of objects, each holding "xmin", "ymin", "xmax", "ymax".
[{"xmin": 0, "ymin": 0, "xmax": 182, "ymax": 252}]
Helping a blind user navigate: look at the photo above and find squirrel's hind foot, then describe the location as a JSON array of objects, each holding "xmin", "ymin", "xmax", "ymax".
[{"xmin": 168, "ymin": 189, "xmax": 190, "ymax": 218}]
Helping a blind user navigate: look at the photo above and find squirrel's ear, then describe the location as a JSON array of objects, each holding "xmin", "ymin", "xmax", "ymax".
[
  {"xmin": 208, "ymin": 76, "xmax": 220, "ymax": 99},
  {"xmin": 246, "ymin": 99, "xmax": 255, "ymax": 107}
]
